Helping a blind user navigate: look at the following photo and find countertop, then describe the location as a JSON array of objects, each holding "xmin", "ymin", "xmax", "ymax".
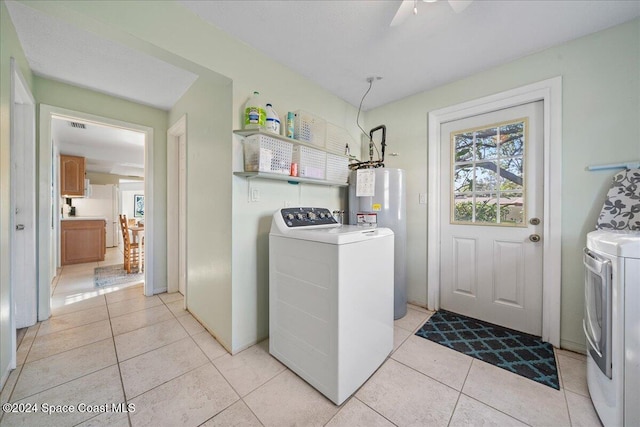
[{"xmin": 61, "ymin": 216, "xmax": 107, "ymax": 222}]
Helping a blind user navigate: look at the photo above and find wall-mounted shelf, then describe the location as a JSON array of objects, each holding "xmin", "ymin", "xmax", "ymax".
[
  {"xmin": 233, "ymin": 129, "xmax": 350, "ymax": 158},
  {"xmin": 233, "ymin": 129, "xmax": 350, "ymax": 187},
  {"xmin": 233, "ymin": 171, "xmax": 348, "ymax": 187}
]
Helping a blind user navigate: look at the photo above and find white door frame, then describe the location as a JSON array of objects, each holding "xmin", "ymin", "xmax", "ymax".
[
  {"xmin": 427, "ymin": 77, "xmax": 562, "ymax": 346},
  {"xmin": 167, "ymin": 115, "xmax": 187, "ymax": 301},
  {"xmin": 38, "ymin": 105, "xmax": 155, "ymax": 321},
  {"xmin": 9, "ymin": 58, "xmax": 36, "ymax": 368}
]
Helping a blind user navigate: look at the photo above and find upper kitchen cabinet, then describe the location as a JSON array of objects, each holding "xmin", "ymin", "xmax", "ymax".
[{"xmin": 60, "ymin": 154, "xmax": 86, "ymax": 197}]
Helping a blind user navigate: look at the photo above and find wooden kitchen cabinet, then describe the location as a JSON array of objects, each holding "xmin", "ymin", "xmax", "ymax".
[
  {"xmin": 61, "ymin": 219, "xmax": 106, "ymax": 265},
  {"xmin": 60, "ymin": 154, "xmax": 86, "ymax": 197}
]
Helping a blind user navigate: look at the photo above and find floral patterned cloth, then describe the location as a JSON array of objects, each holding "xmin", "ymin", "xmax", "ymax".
[{"xmin": 597, "ymin": 168, "xmax": 640, "ymax": 231}]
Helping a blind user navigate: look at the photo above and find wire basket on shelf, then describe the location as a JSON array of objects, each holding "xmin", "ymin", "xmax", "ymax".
[
  {"xmin": 294, "ymin": 110, "xmax": 326, "ymax": 147},
  {"xmin": 242, "ymin": 134, "xmax": 293, "ymax": 175},
  {"xmin": 326, "ymin": 153, "xmax": 349, "ymax": 183},
  {"xmin": 293, "ymin": 146, "xmax": 326, "ymax": 179},
  {"xmin": 325, "ymin": 123, "xmax": 354, "ymax": 155}
]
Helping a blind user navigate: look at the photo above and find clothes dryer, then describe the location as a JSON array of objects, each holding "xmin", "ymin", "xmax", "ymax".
[{"xmin": 584, "ymin": 230, "xmax": 640, "ymax": 426}]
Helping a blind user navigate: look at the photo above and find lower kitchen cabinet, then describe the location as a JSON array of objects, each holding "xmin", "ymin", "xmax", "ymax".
[{"xmin": 61, "ymin": 219, "xmax": 106, "ymax": 265}]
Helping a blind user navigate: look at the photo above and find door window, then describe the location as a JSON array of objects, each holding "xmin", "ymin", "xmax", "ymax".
[{"xmin": 451, "ymin": 119, "xmax": 527, "ymax": 226}]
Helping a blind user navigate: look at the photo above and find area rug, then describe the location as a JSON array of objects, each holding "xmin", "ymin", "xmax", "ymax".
[
  {"xmin": 415, "ymin": 310, "xmax": 559, "ymax": 389},
  {"xmin": 94, "ymin": 264, "xmax": 143, "ymax": 288}
]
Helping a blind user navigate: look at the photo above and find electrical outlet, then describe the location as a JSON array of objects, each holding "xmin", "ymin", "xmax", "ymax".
[
  {"xmin": 419, "ymin": 193, "xmax": 427, "ymax": 205},
  {"xmin": 284, "ymin": 201, "xmax": 293, "ymax": 207},
  {"xmin": 251, "ymin": 188, "xmax": 260, "ymax": 202}
]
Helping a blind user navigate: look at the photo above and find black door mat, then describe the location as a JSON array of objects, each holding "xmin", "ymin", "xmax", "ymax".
[{"xmin": 415, "ymin": 310, "xmax": 559, "ymax": 389}]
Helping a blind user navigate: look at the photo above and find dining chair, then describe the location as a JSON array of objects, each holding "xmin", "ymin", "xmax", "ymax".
[{"xmin": 119, "ymin": 214, "xmax": 142, "ymax": 273}]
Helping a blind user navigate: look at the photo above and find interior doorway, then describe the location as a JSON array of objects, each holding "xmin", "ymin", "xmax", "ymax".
[
  {"xmin": 9, "ymin": 58, "xmax": 36, "ymax": 369},
  {"xmin": 167, "ymin": 115, "xmax": 187, "ymax": 302},
  {"xmin": 38, "ymin": 105, "xmax": 155, "ymax": 321}
]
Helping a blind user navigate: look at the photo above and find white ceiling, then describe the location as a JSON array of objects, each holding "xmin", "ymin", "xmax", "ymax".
[
  {"xmin": 52, "ymin": 117, "xmax": 145, "ymax": 178},
  {"xmin": 5, "ymin": 0, "xmax": 198, "ymax": 111},
  {"xmin": 5, "ymin": 1, "xmax": 639, "ymax": 177},
  {"xmin": 180, "ymin": 0, "xmax": 640, "ymax": 110}
]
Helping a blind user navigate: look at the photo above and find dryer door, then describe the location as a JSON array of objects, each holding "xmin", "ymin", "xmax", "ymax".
[{"xmin": 583, "ymin": 248, "xmax": 612, "ymax": 378}]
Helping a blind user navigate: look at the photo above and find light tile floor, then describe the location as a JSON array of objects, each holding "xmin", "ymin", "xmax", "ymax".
[{"xmin": 1, "ymin": 248, "xmax": 603, "ymax": 426}]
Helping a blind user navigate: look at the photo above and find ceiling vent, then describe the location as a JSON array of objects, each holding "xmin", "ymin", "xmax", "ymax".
[{"xmin": 68, "ymin": 121, "xmax": 86, "ymax": 129}]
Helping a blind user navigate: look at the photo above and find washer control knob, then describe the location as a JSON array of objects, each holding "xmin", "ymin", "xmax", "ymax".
[
  {"xmin": 296, "ymin": 213, "xmax": 304, "ymax": 220},
  {"xmin": 308, "ymin": 212, "xmax": 317, "ymax": 220},
  {"xmin": 319, "ymin": 212, "xmax": 326, "ymax": 218},
  {"xmin": 286, "ymin": 213, "xmax": 295, "ymax": 220}
]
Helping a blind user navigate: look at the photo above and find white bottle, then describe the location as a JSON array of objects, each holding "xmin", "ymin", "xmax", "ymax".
[
  {"xmin": 244, "ymin": 91, "xmax": 265, "ymax": 129},
  {"xmin": 265, "ymin": 103, "xmax": 280, "ymax": 134}
]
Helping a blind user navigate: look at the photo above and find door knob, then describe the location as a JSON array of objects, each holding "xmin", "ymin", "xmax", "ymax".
[
  {"xmin": 529, "ymin": 217, "xmax": 541, "ymax": 225},
  {"xmin": 529, "ymin": 234, "xmax": 541, "ymax": 242},
  {"xmin": 16, "ymin": 224, "xmax": 25, "ymax": 231}
]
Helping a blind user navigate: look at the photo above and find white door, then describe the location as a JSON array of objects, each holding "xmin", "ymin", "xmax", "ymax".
[
  {"xmin": 439, "ymin": 101, "xmax": 543, "ymax": 335},
  {"xmin": 11, "ymin": 60, "xmax": 37, "ymax": 330}
]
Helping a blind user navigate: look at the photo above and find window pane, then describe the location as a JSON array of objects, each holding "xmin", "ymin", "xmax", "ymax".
[
  {"xmin": 476, "ymin": 127, "xmax": 497, "ymax": 160},
  {"xmin": 499, "ymin": 193, "xmax": 524, "ymax": 225},
  {"xmin": 498, "ymin": 158, "xmax": 523, "ymax": 191},
  {"xmin": 500, "ymin": 122, "xmax": 524, "ymax": 157},
  {"xmin": 474, "ymin": 193, "xmax": 498, "ymax": 224},
  {"xmin": 453, "ymin": 164, "xmax": 474, "ymax": 193},
  {"xmin": 454, "ymin": 133, "xmax": 474, "ymax": 162},
  {"xmin": 453, "ymin": 194, "xmax": 474, "ymax": 222},
  {"xmin": 475, "ymin": 165, "xmax": 498, "ymax": 192}
]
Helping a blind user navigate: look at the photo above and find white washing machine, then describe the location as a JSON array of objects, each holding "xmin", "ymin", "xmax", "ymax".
[
  {"xmin": 269, "ymin": 207, "xmax": 394, "ymax": 405},
  {"xmin": 584, "ymin": 230, "xmax": 640, "ymax": 427}
]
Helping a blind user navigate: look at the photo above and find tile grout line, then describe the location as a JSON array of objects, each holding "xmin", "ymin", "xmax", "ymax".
[
  {"xmin": 26, "ymin": 320, "xmax": 112, "ymax": 364},
  {"xmin": 108, "ymin": 295, "xmax": 220, "ymax": 405},
  {"xmin": 105, "ymin": 295, "xmax": 134, "ymax": 427},
  {"xmin": 9, "ymin": 339, "xmax": 118, "ymax": 403},
  {"xmin": 238, "ymin": 369, "xmax": 291, "ymax": 426},
  {"xmin": 445, "ymin": 390, "xmax": 464, "ymax": 427},
  {"xmin": 457, "ymin": 392, "xmax": 535, "ymax": 426},
  {"xmin": 122, "ymin": 356, "xmax": 212, "ymax": 402},
  {"xmin": 4, "ymin": 322, "xmax": 41, "ymax": 405},
  {"xmin": 555, "ymin": 349, "xmax": 576, "ymax": 427},
  {"xmin": 111, "ymin": 318, "xmax": 189, "ymax": 364},
  {"xmin": 389, "ymin": 357, "xmax": 464, "ymax": 395},
  {"xmin": 35, "ymin": 314, "xmax": 110, "ymax": 340},
  {"xmin": 443, "ymin": 350, "xmax": 476, "ymax": 426}
]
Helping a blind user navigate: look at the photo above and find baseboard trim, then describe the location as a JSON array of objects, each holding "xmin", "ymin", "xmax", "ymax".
[{"xmin": 560, "ymin": 339, "xmax": 586, "ymax": 355}]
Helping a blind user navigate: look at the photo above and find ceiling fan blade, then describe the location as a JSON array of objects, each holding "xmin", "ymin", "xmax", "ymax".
[
  {"xmin": 390, "ymin": 0, "xmax": 415, "ymax": 27},
  {"xmin": 447, "ymin": 0, "xmax": 473, "ymax": 13}
]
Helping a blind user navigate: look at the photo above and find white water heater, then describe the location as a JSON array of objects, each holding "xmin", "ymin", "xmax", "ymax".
[{"xmin": 349, "ymin": 168, "xmax": 407, "ymax": 319}]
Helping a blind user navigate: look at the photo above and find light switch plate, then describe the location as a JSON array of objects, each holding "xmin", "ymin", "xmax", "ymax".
[{"xmin": 419, "ymin": 193, "xmax": 427, "ymax": 204}]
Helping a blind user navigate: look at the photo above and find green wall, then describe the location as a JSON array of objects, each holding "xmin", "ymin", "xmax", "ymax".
[
  {"xmin": 0, "ymin": 0, "xmax": 34, "ymax": 389},
  {"xmin": 365, "ymin": 18, "xmax": 640, "ymax": 352},
  {"xmin": 168, "ymin": 73, "xmax": 234, "ymax": 350}
]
